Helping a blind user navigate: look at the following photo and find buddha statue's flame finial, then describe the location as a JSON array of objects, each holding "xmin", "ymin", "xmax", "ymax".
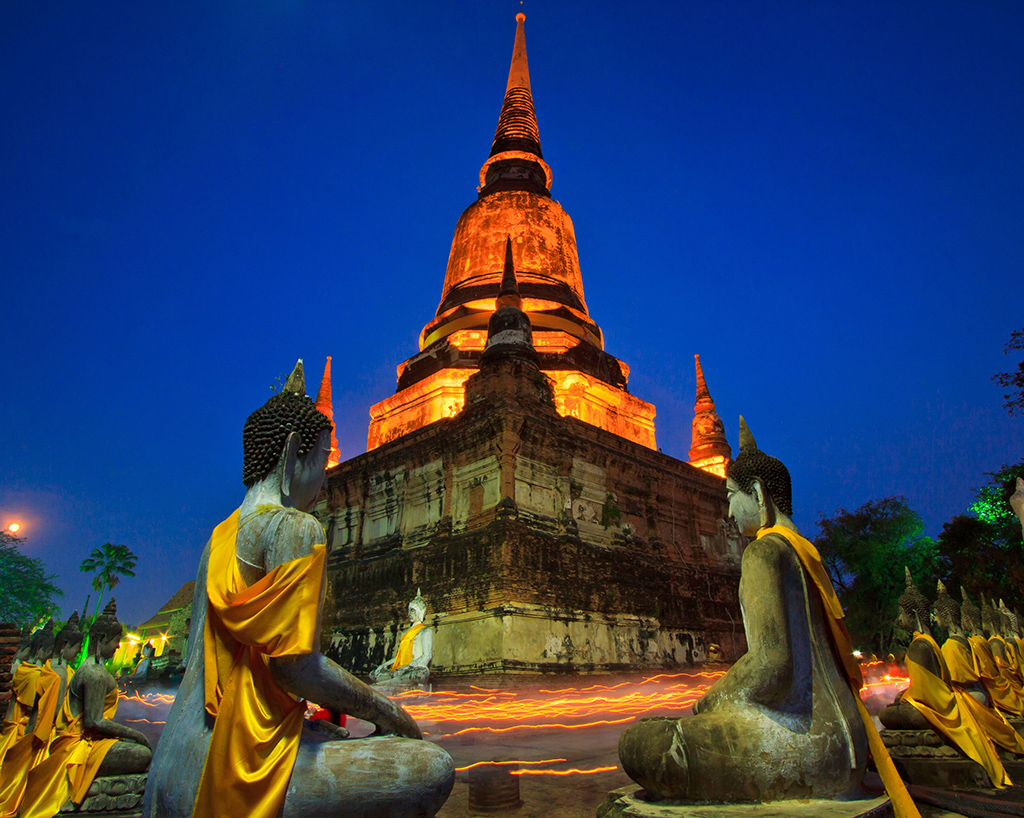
[
  {"xmin": 738, "ymin": 416, "xmax": 758, "ymax": 453},
  {"xmin": 904, "ymin": 566, "xmax": 913, "ymax": 587},
  {"xmin": 283, "ymin": 359, "xmax": 306, "ymax": 396},
  {"xmin": 936, "ymin": 578, "xmax": 948, "ymax": 595}
]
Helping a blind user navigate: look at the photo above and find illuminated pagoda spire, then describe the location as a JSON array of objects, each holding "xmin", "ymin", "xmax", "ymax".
[
  {"xmin": 496, "ymin": 235, "xmax": 522, "ymax": 310},
  {"xmin": 315, "ymin": 356, "xmax": 341, "ymax": 467},
  {"xmin": 366, "ymin": 12, "xmax": 657, "ymax": 453},
  {"xmin": 689, "ymin": 354, "xmax": 732, "ymax": 478},
  {"xmin": 490, "ymin": 12, "xmax": 541, "ymax": 159}
]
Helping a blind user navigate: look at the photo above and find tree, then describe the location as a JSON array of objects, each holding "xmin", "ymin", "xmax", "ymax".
[
  {"xmin": 935, "ymin": 460, "xmax": 1024, "ymax": 601},
  {"xmin": 0, "ymin": 530, "xmax": 63, "ymax": 626},
  {"xmin": 992, "ymin": 328, "xmax": 1024, "ymax": 416},
  {"xmin": 79, "ymin": 542, "xmax": 138, "ymax": 620},
  {"xmin": 814, "ymin": 497, "xmax": 940, "ymax": 655}
]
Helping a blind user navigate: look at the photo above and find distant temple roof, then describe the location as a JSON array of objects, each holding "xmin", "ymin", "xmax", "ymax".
[{"xmin": 137, "ymin": 580, "xmax": 195, "ymax": 634}]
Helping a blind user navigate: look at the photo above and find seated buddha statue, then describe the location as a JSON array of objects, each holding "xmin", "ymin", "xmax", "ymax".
[
  {"xmin": 897, "ymin": 574, "xmax": 1013, "ymax": 788},
  {"xmin": 0, "ymin": 614, "xmax": 83, "ymax": 816},
  {"xmin": 19, "ymin": 600, "xmax": 151, "ymax": 818},
  {"xmin": 618, "ymin": 418, "xmax": 915, "ymax": 807},
  {"xmin": 9, "ymin": 627, "xmax": 32, "ymax": 675},
  {"xmin": 1010, "ymin": 476, "xmax": 1024, "ymax": 542},
  {"xmin": 143, "ymin": 360, "xmax": 454, "ymax": 818},
  {"xmin": 0, "ymin": 622, "xmax": 51, "ymax": 768},
  {"xmin": 963, "ymin": 591, "xmax": 1024, "ymax": 717},
  {"xmin": 370, "ymin": 590, "xmax": 433, "ymax": 690},
  {"xmin": 934, "ymin": 584, "xmax": 989, "ymax": 706}
]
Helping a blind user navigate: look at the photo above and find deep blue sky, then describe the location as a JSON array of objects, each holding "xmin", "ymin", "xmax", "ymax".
[{"xmin": 2, "ymin": 2, "xmax": 1022, "ymax": 626}]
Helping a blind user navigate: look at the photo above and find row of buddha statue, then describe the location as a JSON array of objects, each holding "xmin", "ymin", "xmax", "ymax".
[
  {"xmin": 0, "ymin": 602, "xmax": 151, "ymax": 818},
  {"xmin": 3, "ymin": 345, "xmax": 1013, "ymax": 817},
  {"xmin": 883, "ymin": 571, "xmax": 1024, "ymax": 788}
]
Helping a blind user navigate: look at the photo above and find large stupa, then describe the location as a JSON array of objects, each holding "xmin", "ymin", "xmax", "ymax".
[{"xmin": 315, "ymin": 15, "xmax": 744, "ymax": 678}]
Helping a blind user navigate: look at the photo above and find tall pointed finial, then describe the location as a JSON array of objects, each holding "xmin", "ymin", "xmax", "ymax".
[
  {"xmin": 738, "ymin": 416, "xmax": 758, "ymax": 453},
  {"xmin": 937, "ymin": 578, "xmax": 948, "ymax": 596},
  {"xmin": 695, "ymin": 354, "xmax": 710, "ymax": 403},
  {"xmin": 490, "ymin": 13, "xmax": 542, "ymax": 158},
  {"xmin": 496, "ymin": 236, "xmax": 522, "ymax": 310},
  {"xmin": 283, "ymin": 359, "xmax": 306, "ymax": 395},
  {"xmin": 689, "ymin": 355, "xmax": 732, "ymax": 475},
  {"xmin": 904, "ymin": 566, "xmax": 913, "ymax": 587},
  {"xmin": 314, "ymin": 356, "xmax": 341, "ymax": 467}
]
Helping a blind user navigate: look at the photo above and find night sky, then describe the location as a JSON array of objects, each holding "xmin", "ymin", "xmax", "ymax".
[{"xmin": 3, "ymin": 2, "xmax": 1022, "ymax": 627}]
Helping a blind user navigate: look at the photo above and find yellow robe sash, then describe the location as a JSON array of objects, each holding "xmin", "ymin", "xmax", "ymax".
[
  {"xmin": 941, "ymin": 637, "xmax": 980, "ymax": 686},
  {"xmin": 0, "ymin": 663, "xmax": 41, "ymax": 765},
  {"xmin": 991, "ymin": 635, "xmax": 1024, "ymax": 691},
  {"xmin": 391, "ymin": 623, "xmax": 426, "ymax": 670},
  {"xmin": 0, "ymin": 662, "xmax": 62, "ymax": 816},
  {"xmin": 903, "ymin": 632, "xmax": 1011, "ymax": 787},
  {"xmin": 19, "ymin": 683, "xmax": 120, "ymax": 818},
  {"xmin": 970, "ymin": 635, "xmax": 1024, "ymax": 716},
  {"xmin": 192, "ymin": 508, "xmax": 325, "ymax": 818},
  {"xmin": 756, "ymin": 526, "xmax": 920, "ymax": 818}
]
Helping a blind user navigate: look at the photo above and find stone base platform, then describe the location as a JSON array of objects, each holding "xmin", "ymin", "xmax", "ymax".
[
  {"xmin": 881, "ymin": 728, "xmax": 1024, "ymax": 789},
  {"xmin": 597, "ymin": 786, "xmax": 892, "ymax": 818},
  {"xmin": 59, "ymin": 773, "xmax": 147, "ymax": 816}
]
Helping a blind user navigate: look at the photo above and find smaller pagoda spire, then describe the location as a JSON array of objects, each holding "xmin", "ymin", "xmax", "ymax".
[
  {"xmin": 496, "ymin": 236, "xmax": 522, "ymax": 310},
  {"xmin": 315, "ymin": 356, "xmax": 341, "ymax": 467},
  {"xmin": 490, "ymin": 13, "xmax": 542, "ymax": 158},
  {"xmin": 689, "ymin": 354, "xmax": 733, "ymax": 476}
]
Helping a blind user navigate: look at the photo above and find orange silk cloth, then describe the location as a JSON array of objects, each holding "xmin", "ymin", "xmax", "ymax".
[
  {"xmin": 756, "ymin": 526, "xmax": 920, "ymax": 818},
  {"xmin": 903, "ymin": 632, "xmax": 1011, "ymax": 788},
  {"xmin": 991, "ymin": 636, "xmax": 1024, "ymax": 690},
  {"xmin": 970, "ymin": 635, "xmax": 1024, "ymax": 716},
  {"xmin": 391, "ymin": 623, "xmax": 425, "ymax": 671},
  {"xmin": 0, "ymin": 663, "xmax": 42, "ymax": 765},
  {"xmin": 0, "ymin": 662, "xmax": 62, "ymax": 816},
  {"xmin": 18, "ymin": 684, "xmax": 120, "ymax": 818},
  {"xmin": 192, "ymin": 508, "xmax": 325, "ymax": 818}
]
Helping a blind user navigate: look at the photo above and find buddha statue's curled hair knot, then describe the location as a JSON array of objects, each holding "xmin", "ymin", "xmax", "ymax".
[
  {"xmin": 932, "ymin": 583, "xmax": 959, "ymax": 630},
  {"xmin": 90, "ymin": 598, "xmax": 122, "ymax": 645},
  {"xmin": 242, "ymin": 391, "xmax": 333, "ymax": 487},
  {"xmin": 960, "ymin": 588, "xmax": 982, "ymax": 634},
  {"xmin": 897, "ymin": 569, "xmax": 929, "ymax": 626},
  {"xmin": 726, "ymin": 416, "xmax": 793, "ymax": 516},
  {"xmin": 30, "ymin": 619, "xmax": 55, "ymax": 655},
  {"xmin": 56, "ymin": 611, "xmax": 83, "ymax": 652}
]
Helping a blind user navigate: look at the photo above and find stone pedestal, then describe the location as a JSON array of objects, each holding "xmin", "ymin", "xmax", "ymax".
[
  {"xmin": 880, "ymin": 728, "xmax": 1024, "ymax": 789},
  {"xmin": 59, "ymin": 773, "xmax": 147, "ymax": 817},
  {"xmin": 597, "ymin": 786, "xmax": 892, "ymax": 818},
  {"xmin": 0, "ymin": 623, "xmax": 19, "ymax": 705}
]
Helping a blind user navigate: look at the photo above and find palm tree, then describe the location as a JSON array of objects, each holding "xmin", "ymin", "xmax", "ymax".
[{"xmin": 79, "ymin": 542, "xmax": 138, "ymax": 620}]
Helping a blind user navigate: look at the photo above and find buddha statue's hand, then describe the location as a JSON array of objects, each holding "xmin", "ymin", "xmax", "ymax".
[
  {"xmin": 126, "ymin": 728, "xmax": 152, "ymax": 749},
  {"xmin": 372, "ymin": 701, "xmax": 423, "ymax": 740}
]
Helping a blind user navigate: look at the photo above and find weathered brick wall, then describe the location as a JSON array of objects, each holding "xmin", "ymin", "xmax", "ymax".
[
  {"xmin": 318, "ymin": 359, "xmax": 746, "ymax": 677},
  {"xmin": 0, "ymin": 623, "xmax": 20, "ymax": 704}
]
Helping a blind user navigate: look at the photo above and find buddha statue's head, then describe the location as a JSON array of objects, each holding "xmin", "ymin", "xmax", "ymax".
[
  {"xmin": 725, "ymin": 417, "xmax": 792, "ymax": 536},
  {"xmin": 998, "ymin": 600, "xmax": 1018, "ymax": 637},
  {"xmin": 960, "ymin": 587, "xmax": 982, "ymax": 636},
  {"xmin": 242, "ymin": 360, "xmax": 334, "ymax": 511},
  {"xmin": 409, "ymin": 589, "xmax": 427, "ymax": 625},
  {"xmin": 931, "ymin": 580, "xmax": 960, "ymax": 634},
  {"xmin": 55, "ymin": 611, "xmax": 83, "ymax": 664},
  {"xmin": 897, "ymin": 568, "xmax": 929, "ymax": 633},
  {"xmin": 981, "ymin": 597, "xmax": 1001, "ymax": 638},
  {"xmin": 14, "ymin": 626, "xmax": 33, "ymax": 664},
  {"xmin": 90, "ymin": 599, "xmax": 123, "ymax": 662},
  {"xmin": 29, "ymin": 620, "xmax": 55, "ymax": 664}
]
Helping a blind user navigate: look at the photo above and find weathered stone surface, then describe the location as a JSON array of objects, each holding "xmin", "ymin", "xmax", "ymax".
[
  {"xmin": 596, "ymin": 786, "xmax": 892, "ymax": 818},
  {"xmin": 60, "ymin": 773, "xmax": 147, "ymax": 816},
  {"xmin": 319, "ymin": 358, "xmax": 744, "ymax": 678}
]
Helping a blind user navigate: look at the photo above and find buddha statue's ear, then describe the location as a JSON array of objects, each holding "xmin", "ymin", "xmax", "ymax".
[
  {"xmin": 750, "ymin": 477, "xmax": 775, "ymax": 529},
  {"xmin": 280, "ymin": 431, "xmax": 302, "ymax": 504}
]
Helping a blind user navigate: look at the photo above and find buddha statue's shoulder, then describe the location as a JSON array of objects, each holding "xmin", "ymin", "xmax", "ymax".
[
  {"xmin": 741, "ymin": 531, "xmax": 800, "ymax": 570},
  {"xmin": 240, "ymin": 505, "xmax": 326, "ymax": 566}
]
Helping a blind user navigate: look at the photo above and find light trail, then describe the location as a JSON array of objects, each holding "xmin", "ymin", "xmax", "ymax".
[
  {"xmin": 512, "ymin": 766, "xmax": 619, "ymax": 776},
  {"xmin": 441, "ymin": 717, "xmax": 635, "ymax": 738},
  {"xmin": 121, "ymin": 690, "xmax": 176, "ymax": 706},
  {"xmin": 125, "ymin": 718, "xmax": 167, "ymax": 725},
  {"xmin": 456, "ymin": 758, "xmax": 567, "ymax": 772}
]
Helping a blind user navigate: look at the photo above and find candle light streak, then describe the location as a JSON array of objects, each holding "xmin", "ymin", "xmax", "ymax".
[
  {"xmin": 126, "ymin": 717, "xmax": 167, "ymax": 725},
  {"xmin": 456, "ymin": 758, "xmax": 567, "ymax": 772},
  {"xmin": 511, "ymin": 766, "xmax": 619, "ymax": 777}
]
